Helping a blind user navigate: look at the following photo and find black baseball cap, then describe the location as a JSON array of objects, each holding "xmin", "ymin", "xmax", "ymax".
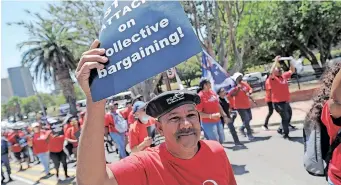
[{"xmin": 146, "ymin": 90, "xmax": 201, "ymax": 119}]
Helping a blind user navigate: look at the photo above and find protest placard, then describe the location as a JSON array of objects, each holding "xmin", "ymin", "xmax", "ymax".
[{"xmin": 89, "ymin": 0, "xmax": 202, "ymax": 101}]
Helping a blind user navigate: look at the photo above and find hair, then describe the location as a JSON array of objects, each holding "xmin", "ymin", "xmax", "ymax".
[
  {"xmin": 216, "ymin": 87, "xmax": 224, "ymax": 95},
  {"xmin": 197, "ymin": 78, "xmax": 210, "ymax": 93},
  {"xmin": 305, "ymin": 59, "xmax": 341, "ymax": 128}
]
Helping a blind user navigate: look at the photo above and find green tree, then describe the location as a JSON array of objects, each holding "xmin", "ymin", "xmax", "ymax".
[
  {"xmin": 1, "ymin": 104, "xmax": 9, "ymax": 120},
  {"xmin": 74, "ymin": 85, "xmax": 86, "ymax": 100},
  {"xmin": 176, "ymin": 57, "xmax": 201, "ymax": 87},
  {"xmin": 21, "ymin": 96, "xmax": 40, "ymax": 115},
  {"xmin": 6, "ymin": 96, "xmax": 22, "ymax": 121},
  {"xmin": 8, "ymin": 11, "xmax": 78, "ymax": 115}
]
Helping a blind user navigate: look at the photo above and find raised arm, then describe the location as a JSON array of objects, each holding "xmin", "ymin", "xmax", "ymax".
[
  {"xmin": 329, "ymin": 68, "xmax": 341, "ymax": 118},
  {"xmin": 270, "ymin": 56, "xmax": 280, "ymax": 75},
  {"xmin": 75, "ymin": 40, "xmax": 118, "ymax": 185}
]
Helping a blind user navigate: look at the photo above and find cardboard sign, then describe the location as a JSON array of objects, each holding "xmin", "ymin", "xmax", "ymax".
[{"xmin": 90, "ymin": 0, "xmax": 202, "ymax": 101}]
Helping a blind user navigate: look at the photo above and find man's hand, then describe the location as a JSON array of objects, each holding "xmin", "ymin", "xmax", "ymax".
[
  {"xmin": 211, "ymin": 113, "xmax": 221, "ymax": 119},
  {"xmin": 75, "ymin": 40, "xmax": 108, "ymax": 100},
  {"xmin": 142, "ymin": 137, "xmax": 153, "ymax": 147},
  {"xmin": 223, "ymin": 116, "xmax": 230, "ymax": 125}
]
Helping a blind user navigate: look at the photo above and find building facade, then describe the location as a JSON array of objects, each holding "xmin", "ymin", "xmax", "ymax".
[
  {"xmin": 1, "ymin": 78, "xmax": 14, "ymax": 104},
  {"xmin": 7, "ymin": 66, "xmax": 34, "ymax": 98}
]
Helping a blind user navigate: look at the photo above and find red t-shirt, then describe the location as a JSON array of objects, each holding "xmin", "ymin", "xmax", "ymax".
[
  {"xmin": 49, "ymin": 135, "xmax": 65, "ymax": 153},
  {"xmin": 196, "ymin": 90, "xmax": 221, "ymax": 123},
  {"xmin": 65, "ymin": 126, "xmax": 79, "ymax": 147},
  {"xmin": 108, "ymin": 140, "xmax": 236, "ymax": 185},
  {"xmin": 227, "ymin": 95, "xmax": 235, "ymax": 109},
  {"xmin": 228, "ymin": 81, "xmax": 252, "ymax": 109},
  {"xmin": 7, "ymin": 131, "xmax": 26, "ymax": 153},
  {"xmin": 105, "ymin": 112, "xmax": 119, "ymax": 133},
  {"xmin": 63, "ymin": 124, "xmax": 72, "ymax": 135},
  {"xmin": 265, "ymin": 78, "xmax": 272, "ymax": 102},
  {"xmin": 269, "ymin": 71, "xmax": 292, "ymax": 103},
  {"xmin": 321, "ymin": 102, "xmax": 341, "ymax": 184},
  {"xmin": 121, "ymin": 107, "xmax": 132, "ymax": 120},
  {"xmin": 129, "ymin": 118, "xmax": 156, "ymax": 150},
  {"xmin": 127, "ymin": 111, "xmax": 135, "ymax": 125},
  {"xmin": 32, "ymin": 130, "xmax": 51, "ymax": 155}
]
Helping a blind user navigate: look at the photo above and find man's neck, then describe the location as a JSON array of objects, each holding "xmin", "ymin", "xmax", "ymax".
[{"xmin": 165, "ymin": 142, "xmax": 200, "ymax": 160}]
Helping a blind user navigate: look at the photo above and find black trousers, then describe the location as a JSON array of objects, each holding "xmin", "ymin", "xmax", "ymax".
[
  {"xmin": 264, "ymin": 102, "xmax": 274, "ymax": 127},
  {"xmin": 273, "ymin": 102, "xmax": 290, "ymax": 135},
  {"xmin": 50, "ymin": 151, "xmax": 68, "ymax": 176}
]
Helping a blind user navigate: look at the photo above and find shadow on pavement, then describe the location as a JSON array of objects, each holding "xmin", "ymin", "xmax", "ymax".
[
  {"xmin": 231, "ymin": 164, "xmax": 249, "ymax": 175},
  {"xmin": 289, "ymin": 136, "xmax": 304, "ymax": 144},
  {"xmin": 57, "ymin": 176, "xmax": 76, "ymax": 185},
  {"xmin": 33, "ymin": 174, "xmax": 54, "ymax": 185},
  {"xmin": 251, "ymin": 136, "xmax": 272, "ymax": 142},
  {"xmin": 223, "ymin": 145, "xmax": 248, "ymax": 151}
]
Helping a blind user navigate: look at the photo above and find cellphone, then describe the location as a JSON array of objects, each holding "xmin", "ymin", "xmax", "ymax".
[{"xmin": 147, "ymin": 125, "xmax": 156, "ymax": 139}]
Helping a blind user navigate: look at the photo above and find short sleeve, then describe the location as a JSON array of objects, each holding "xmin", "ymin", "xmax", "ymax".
[
  {"xmin": 104, "ymin": 114, "xmax": 111, "ymax": 127},
  {"xmin": 129, "ymin": 126, "xmax": 139, "ymax": 149},
  {"xmin": 107, "ymin": 155, "xmax": 147, "ymax": 185},
  {"xmin": 244, "ymin": 82, "xmax": 252, "ymax": 93},
  {"xmin": 265, "ymin": 79, "xmax": 271, "ymax": 90},
  {"xmin": 282, "ymin": 71, "xmax": 292, "ymax": 80}
]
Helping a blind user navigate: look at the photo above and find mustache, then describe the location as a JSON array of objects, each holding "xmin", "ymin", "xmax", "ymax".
[{"xmin": 175, "ymin": 128, "xmax": 197, "ymax": 137}]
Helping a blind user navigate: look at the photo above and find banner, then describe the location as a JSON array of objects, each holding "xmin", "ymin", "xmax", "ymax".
[
  {"xmin": 201, "ymin": 50, "xmax": 236, "ymax": 93},
  {"xmin": 90, "ymin": 0, "xmax": 202, "ymax": 101}
]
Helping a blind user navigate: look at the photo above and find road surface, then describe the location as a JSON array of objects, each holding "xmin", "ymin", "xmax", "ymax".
[{"xmin": 7, "ymin": 124, "xmax": 326, "ymax": 185}]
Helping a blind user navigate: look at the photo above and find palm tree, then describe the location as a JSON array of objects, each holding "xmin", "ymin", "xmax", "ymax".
[{"xmin": 8, "ymin": 11, "xmax": 78, "ymax": 116}]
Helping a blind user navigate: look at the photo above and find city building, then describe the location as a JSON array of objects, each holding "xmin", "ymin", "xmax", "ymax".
[
  {"xmin": 7, "ymin": 66, "xmax": 35, "ymax": 98},
  {"xmin": 1, "ymin": 78, "xmax": 14, "ymax": 104}
]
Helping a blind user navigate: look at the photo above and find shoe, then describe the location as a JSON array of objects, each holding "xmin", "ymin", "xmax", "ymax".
[
  {"xmin": 283, "ymin": 134, "xmax": 290, "ymax": 139},
  {"xmin": 65, "ymin": 175, "xmax": 70, "ymax": 179},
  {"xmin": 1, "ymin": 179, "xmax": 4, "ymax": 184},
  {"xmin": 235, "ymin": 142, "xmax": 244, "ymax": 147},
  {"xmin": 290, "ymin": 125, "xmax": 296, "ymax": 130},
  {"xmin": 8, "ymin": 176, "xmax": 13, "ymax": 182},
  {"xmin": 248, "ymin": 136, "xmax": 255, "ymax": 141},
  {"xmin": 262, "ymin": 125, "xmax": 269, "ymax": 130},
  {"xmin": 277, "ymin": 129, "xmax": 283, "ymax": 135}
]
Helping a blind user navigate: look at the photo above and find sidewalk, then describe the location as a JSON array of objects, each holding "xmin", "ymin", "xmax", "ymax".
[{"xmin": 234, "ymin": 100, "xmax": 313, "ymax": 128}]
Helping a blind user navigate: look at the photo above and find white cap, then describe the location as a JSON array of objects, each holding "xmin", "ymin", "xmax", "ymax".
[
  {"xmin": 232, "ymin": 72, "xmax": 243, "ymax": 81},
  {"xmin": 31, "ymin": 122, "xmax": 40, "ymax": 128}
]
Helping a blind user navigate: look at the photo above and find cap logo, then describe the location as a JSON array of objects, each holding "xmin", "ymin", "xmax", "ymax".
[{"xmin": 166, "ymin": 92, "xmax": 185, "ymax": 105}]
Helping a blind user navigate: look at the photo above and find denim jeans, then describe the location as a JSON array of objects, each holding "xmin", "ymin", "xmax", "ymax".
[
  {"xmin": 1, "ymin": 154, "xmax": 11, "ymax": 178},
  {"xmin": 237, "ymin": 109, "xmax": 253, "ymax": 136},
  {"xmin": 110, "ymin": 132, "xmax": 127, "ymax": 159},
  {"xmin": 202, "ymin": 121, "xmax": 225, "ymax": 144},
  {"xmin": 37, "ymin": 152, "xmax": 50, "ymax": 175}
]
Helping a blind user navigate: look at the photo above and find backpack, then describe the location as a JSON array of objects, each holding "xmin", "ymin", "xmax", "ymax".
[
  {"xmin": 111, "ymin": 111, "xmax": 128, "ymax": 133},
  {"xmin": 303, "ymin": 119, "xmax": 341, "ymax": 179}
]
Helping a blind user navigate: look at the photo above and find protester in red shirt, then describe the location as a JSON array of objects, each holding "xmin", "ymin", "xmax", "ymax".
[
  {"xmin": 263, "ymin": 75, "xmax": 273, "ymax": 130},
  {"xmin": 7, "ymin": 128, "xmax": 30, "ymax": 171},
  {"xmin": 196, "ymin": 78, "xmax": 227, "ymax": 144},
  {"xmin": 65, "ymin": 118, "xmax": 80, "ymax": 160},
  {"xmin": 269, "ymin": 56, "xmax": 296, "ymax": 139},
  {"xmin": 105, "ymin": 102, "xmax": 127, "ymax": 159},
  {"xmin": 49, "ymin": 133, "xmax": 69, "ymax": 180},
  {"xmin": 75, "ymin": 43, "xmax": 237, "ymax": 185},
  {"xmin": 128, "ymin": 101, "xmax": 156, "ymax": 153},
  {"xmin": 228, "ymin": 72, "xmax": 254, "ymax": 140},
  {"xmin": 120, "ymin": 100, "xmax": 132, "ymax": 120},
  {"xmin": 320, "ymin": 60, "xmax": 341, "ymax": 185},
  {"xmin": 32, "ymin": 122, "xmax": 51, "ymax": 176}
]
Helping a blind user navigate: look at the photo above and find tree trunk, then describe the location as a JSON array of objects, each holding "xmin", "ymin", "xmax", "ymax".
[
  {"xmin": 56, "ymin": 68, "xmax": 77, "ymax": 116},
  {"xmin": 130, "ymin": 76, "xmax": 160, "ymax": 102},
  {"xmin": 292, "ymin": 38, "xmax": 322, "ymax": 77}
]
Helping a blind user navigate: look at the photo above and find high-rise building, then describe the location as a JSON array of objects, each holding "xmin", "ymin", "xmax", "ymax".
[
  {"xmin": 1, "ymin": 78, "xmax": 14, "ymax": 104},
  {"xmin": 7, "ymin": 66, "xmax": 35, "ymax": 98}
]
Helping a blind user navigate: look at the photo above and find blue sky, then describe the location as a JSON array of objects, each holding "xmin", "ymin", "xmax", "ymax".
[{"xmin": 1, "ymin": 1, "xmax": 56, "ymax": 92}]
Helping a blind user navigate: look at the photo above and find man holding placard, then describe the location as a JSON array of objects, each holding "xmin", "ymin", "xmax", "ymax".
[{"xmin": 76, "ymin": 40, "xmax": 237, "ymax": 185}]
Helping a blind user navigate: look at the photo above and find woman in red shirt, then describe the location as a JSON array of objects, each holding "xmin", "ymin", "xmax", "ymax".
[
  {"xmin": 305, "ymin": 59, "xmax": 341, "ymax": 185},
  {"xmin": 196, "ymin": 78, "xmax": 227, "ymax": 144},
  {"xmin": 49, "ymin": 132, "xmax": 69, "ymax": 180},
  {"xmin": 32, "ymin": 122, "xmax": 51, "ymax": 176},
  {"xmin": 65, "ymin": 118, "xmax": 80, "ymax": 161}
]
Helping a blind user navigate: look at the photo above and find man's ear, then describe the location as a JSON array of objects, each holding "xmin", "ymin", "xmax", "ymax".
[{"xmin": 156, "ymin": 120, "xmax": 164, "ymax": 136}]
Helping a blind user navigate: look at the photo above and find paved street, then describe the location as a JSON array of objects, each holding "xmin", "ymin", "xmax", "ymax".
[
  {"xmin": 6, "ymin": 123, "xmax": 327, "ymax": 185},
  {"xmin": 224, "ymin": 124, "xmax": 326, "ymax": 185}
]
